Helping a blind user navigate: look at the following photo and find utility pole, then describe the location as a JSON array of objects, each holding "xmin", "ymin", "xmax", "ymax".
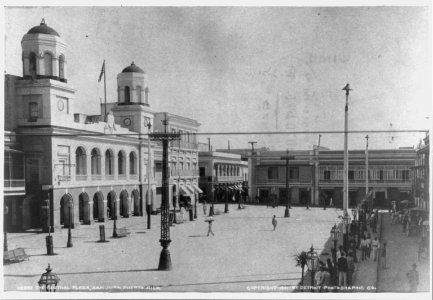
[
  {"xmin": 365, "ymin": 134, "xmax": 369, "ymax": 211},
  {"xmin": 281, "ymin": 151, "xmax": 295, "ymax": 217},
  {"xmin": 342, "ymin": 83, "xmax": 352, "ymax": 212}
]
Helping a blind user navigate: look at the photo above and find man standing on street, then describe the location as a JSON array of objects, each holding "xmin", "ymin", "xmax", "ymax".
[
  {"xmin": 337, "ymin": 252, "xmax": 348, "ymax": 286},
  {"xmin": 406, "ymin": 263, "xmax": 419, "ymax": 292},
  {"xmin": 372, "ymin": 236, "xmax": 380, "ymax": 261},
  {"xmin": 206, "ymin": 217, "xmax": 215, "ymax": 236},
  {"xmin": 272, "ymin": 215, "xmax": 277, "ymax": 231}
]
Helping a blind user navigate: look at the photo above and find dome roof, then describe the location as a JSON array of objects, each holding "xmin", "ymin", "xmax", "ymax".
[
  {"xmin": 122, "ymin": 62, "xmax": 145, "ymax": 74},
  {"xmin": 27, "ymin": 19, "xmax": 60, "ymax": 37}
]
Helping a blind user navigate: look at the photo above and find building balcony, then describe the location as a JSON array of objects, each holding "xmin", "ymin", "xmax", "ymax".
[
  {"xmin": 129, "ymin": 174, "xmax": 139, "ymax": 181},
  {"xmin": 90, "ymin": 174, "xmax": 102, "ymax": 181},
  {"xmin": 75, "ymin": 174, "xmax": 88, "ymax": 181},
  {"xmin": 118, "ymin": 174, "xmax": 127, "ymax": 180},
  {"xmin": 3, "ymin": 179, "xmax": 25, "ymax": 192},
  {"xmin": 319, "ymin": 178, "xmax": 412, "ymax": 185},
  {"xmin": 105, "ymin": 175, "xmax": 116, "ymax": 181},
  {"xmin": 215, "ymin": 176, "xmax": 244, "ymax": 182}
]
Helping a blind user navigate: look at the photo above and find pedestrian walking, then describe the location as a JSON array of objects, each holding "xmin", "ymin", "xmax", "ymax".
[
  {"xmin": 406, "ymin": 263, "xmax": 419, "ymax": 292},
  {"xmin": 381, "ymin": 242, "xmax": 387, "ymax": 269},
  {"xmin": 329, "ymin": 197, "xmax": 334, "ymax": 207},
  {"xmin": 372, "ymin": 236, "xmax": 380, "ymax": 261},
  {"xmin": 366, "ymin": 234, "xmax": 372, "ymax": 259},
  {"xmin": 206, "ymin": 217, "xmax": 215, "ymax": 236},
  {"xmin": 272, "ymin": 215, "xmax": 277, "ymax": 231},
  {"xmin": 336, "ymin": 245, "xmax": 344, "ymax": 260},
  {"xmin": 360, "ymin": 236, "xmax": 368, "ymax": 261},
  {"xmin": 346, "ymin": 252, "xmax": 355, "ymax": 286},
  {"xmin": 337, "ymin": 252, "xmax": 348, "ymax": 286}
]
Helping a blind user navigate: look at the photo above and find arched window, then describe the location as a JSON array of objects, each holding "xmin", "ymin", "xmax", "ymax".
[
  {"xmin": 129, "ymin": 152, "xmax": 137, "ymax": 175},
  {"xmin": 105, "ymin": 150, "xmax": 114, "ymax": 175},
  {"xmin": 91, "ymin": 148, "xmax": 101, "ymax": 175},
  {"xmin": 29, "ymin": 52, "xmax": 37, "ymax": 76},
  {"xmin": 44, "ymin": 52, "xmax": 53, "ymax": 76},
  {"xmin": 124, "ymin": 86, "xmax": 130, "ymax": 104},
  {"xmin": 136, "ymin": 86, "xmax": 142, "ymax": 103},
  {"xmin": 75, "ymin": 147, "xmax": 87, "ymax": 175},
  {"xmin": 118, "ymin": 151, "xmax": 125, "ymax": 175},
  {"xmin": 59, "ymin": 55, "xmax": 65, "ymax": 79}
]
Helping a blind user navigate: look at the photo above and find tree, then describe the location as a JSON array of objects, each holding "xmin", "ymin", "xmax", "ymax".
[{"xmin": 294, "ymin": 251, "xmax": 308, "ymax": 286}]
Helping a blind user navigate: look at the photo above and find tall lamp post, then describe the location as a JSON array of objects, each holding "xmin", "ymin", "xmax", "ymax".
[
  {"xmin": 145, "ymin": 119, "xmax": 152, "ymax": 230},
  {"xmin": 66, "ymin": 200, "xmax": 73, "ymax": 248},
  {"xmin": 330, "ymin": 224, "xmax": 340, "ymax": 264},
  {"xmin": 306, "ymin": 245, "xmax": 318, "ymax": 287},
  {"xmin": 42, "ymin": 186, "xmax": 54, "ymax": 254},
  {"xmin": 342, "ymin": 84, "xmax": 352, "ymax": 214},
  {"xmin": 224, "ymin": 186, "xmax": 229, "ymax": 213},
  {"xmin": 112, "ymin": 199, "xmax": 118, "ymax": 238},
  {"xmin": 4, "ymin": 206, "xmax": 8, "ymax": 251},
  {"xmin": 342, "ymin": 211, "xmax": 351, "ymax": 254},
  {"xmin": 150, "ymin": 113, "xmax": 180, "ymax": 271},
  {"xmin": 281, "ymin": 151, "xmax": 295, "ymax": 217}
]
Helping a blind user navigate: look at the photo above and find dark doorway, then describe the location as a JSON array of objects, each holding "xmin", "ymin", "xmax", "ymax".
[
  {"xmin": 374, "ymin": 192, "xmax": 386, "ymax": 208},
  {"xmin": 299, "ymin": 190, "xmax": 310, "ymax": 205}
]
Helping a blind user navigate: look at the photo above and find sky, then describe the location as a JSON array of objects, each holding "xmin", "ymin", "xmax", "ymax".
[{"xmin": 3, "ymin": 4, "xmax": 432, "ymax": 151}]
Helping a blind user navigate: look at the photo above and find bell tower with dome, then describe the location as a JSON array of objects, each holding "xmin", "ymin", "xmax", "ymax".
[
  {"xmin": 112, "ymin": 61, "xmax": 153, "ymax": 133},
  {"xmin": 15, "ymin": 19, "xmax": 76, "ymax": 128}
]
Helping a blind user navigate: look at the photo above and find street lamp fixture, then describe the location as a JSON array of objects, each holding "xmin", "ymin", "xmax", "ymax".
[
  {"xmin": 306, "ymin": 244, "xmax": 319, "ymax": 287},
  {"xmin": 38, "ymin": 264, "xmax": 60, "ymax": 292},
  {"xmin": 330, "ymin": 224, "xmax": 340, "ymax": 263}
]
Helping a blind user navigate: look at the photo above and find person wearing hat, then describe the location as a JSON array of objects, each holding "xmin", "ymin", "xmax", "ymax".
[
  {"xmin": 381, "ymin": 242, "xmax": 387, "ymax": 269},
  {"xmin": 272, "ymin": 215, "xmax": 277, "ymax": 231},
  {"xmin": 406, "ymin": 263, "xmax": 419, "ymax": 292}
]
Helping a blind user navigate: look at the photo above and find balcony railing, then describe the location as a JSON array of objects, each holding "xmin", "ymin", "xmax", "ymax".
[
  {"xmin": 118, "ymin": 174, "xmax": 127, "ymax": 180},
  {"xmin": 3, "ymin": 179, "xmax": 25, "ymax": 189},
  {"xmin": 105, "ymin": 175, "xmax": 116, "ymax": 181},
  {"xmin": 216, "ymin": 175, "xmax": 247, "ymax": 182},
  {"xmin": 91, "ymin": 174, "xmax": 102, "ymax": 181},
  {"xmin": 319, "ymin": 178, "xmax": 412, "ymax": 184},
  {"xmin": 129, "ymin": 174, "xmax": 138, "ymax": 181},
  {"xmin": 75, "ymin": 174, "xmax": 88, "ymax": 181}
]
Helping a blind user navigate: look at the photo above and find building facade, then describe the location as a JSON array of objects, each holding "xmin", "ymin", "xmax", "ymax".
[
  {"xmin": 3, "ymin": 19, "xmax": 200, "ymax": 232},
  {"xmin": 198, "ymin": 151, "xmax": 248, "ymax": 204},
  {"xmin": 248, "ymin": 147, "xmax": 416, "ymax": 209},
  {"xmin": 413, "ymin": 133, "xmax": 430, "ymax": 211}
]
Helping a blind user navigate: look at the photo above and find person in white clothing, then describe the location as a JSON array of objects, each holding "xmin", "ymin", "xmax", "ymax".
[{"xmin": 372, "ymin": 236, "xmax": 380, "ymax": 261}]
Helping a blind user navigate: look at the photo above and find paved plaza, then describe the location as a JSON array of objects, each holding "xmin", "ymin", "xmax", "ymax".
[{"xmin": 4, "ymin": 205, "xmax": 344, "ymax": 293}]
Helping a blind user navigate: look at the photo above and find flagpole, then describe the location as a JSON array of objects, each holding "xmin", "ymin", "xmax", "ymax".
[{"xmin": 103, "ymin": 60, "xmax": 107, "ymax": 121}]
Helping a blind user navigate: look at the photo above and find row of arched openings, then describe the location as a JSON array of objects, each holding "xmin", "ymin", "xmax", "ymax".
[
  {"xmin": 28, "ymin": 51, "xmax": 65, "ymax": 78},
  {"xmin": 59, "ymin": 190, "xmax": 141, "ymax": 226},
  {"xmin": 76, "ymin": 147, "xmax": 137, "ymax": 176}
]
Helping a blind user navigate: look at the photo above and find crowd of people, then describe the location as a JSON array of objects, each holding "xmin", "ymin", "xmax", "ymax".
[{"xmin": 309, "ymin": 208, "xmax": 386, "ymax": 292}]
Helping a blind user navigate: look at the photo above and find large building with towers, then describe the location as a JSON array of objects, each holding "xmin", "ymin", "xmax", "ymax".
[{"xmin": 3, "ymin": 19, "xmax": 201, "ymax": 232}]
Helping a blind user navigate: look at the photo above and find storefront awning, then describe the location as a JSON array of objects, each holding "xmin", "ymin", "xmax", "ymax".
[
  {"xmin": 179, "ymin": 185, "xmax": 192, "ymax": 196},
  {"xmin": 192, "ymin": 184, "xmax": 203, "ymax": 193},
  {"xmin": 185, "ymin": 185, "xmax": 195, "ymax": 194}
]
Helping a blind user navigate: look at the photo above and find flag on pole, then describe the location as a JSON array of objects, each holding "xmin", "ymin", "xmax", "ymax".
[{"xmin": 98, "ymin": 60, "xmax": 105, "ymax": 82}]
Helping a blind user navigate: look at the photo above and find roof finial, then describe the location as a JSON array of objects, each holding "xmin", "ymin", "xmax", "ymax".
[
  {"xmin": 41, "ymin": 18, "xmax": 46, "ymax": 26},
  {"xmin": 131, "ymin": 61, "xmax": 135, "ymax": 65}
]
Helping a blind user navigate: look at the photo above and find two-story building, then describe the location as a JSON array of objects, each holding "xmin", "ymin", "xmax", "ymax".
[
  {"xmin": 248, "ymin": 147, "xmax": 416, "ymax": 209},
  {"xmin": 413, "ymin": 133, "xmax": 430, "ymax": 211},
  {"xmin": 198, "ymin": 151, "xmax": 248, "ymax": 204},
  {"xmin": 3, "ymin": 19, "xmax": 200, "ymax": 232}
]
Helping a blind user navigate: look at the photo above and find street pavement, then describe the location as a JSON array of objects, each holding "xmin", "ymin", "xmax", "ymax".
[
  {"xmin": 377, "ymin": 213, "xmax": 430, "ymax": 292},
  {"xmin": 4, "ymin": 205, "xmax": 343, "ymax": 293}
]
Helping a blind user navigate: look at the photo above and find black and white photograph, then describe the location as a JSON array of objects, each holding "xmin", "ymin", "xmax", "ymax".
[{"xmin": 2, "ymin": 0, "xmax": 432, "ymax": 298}]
